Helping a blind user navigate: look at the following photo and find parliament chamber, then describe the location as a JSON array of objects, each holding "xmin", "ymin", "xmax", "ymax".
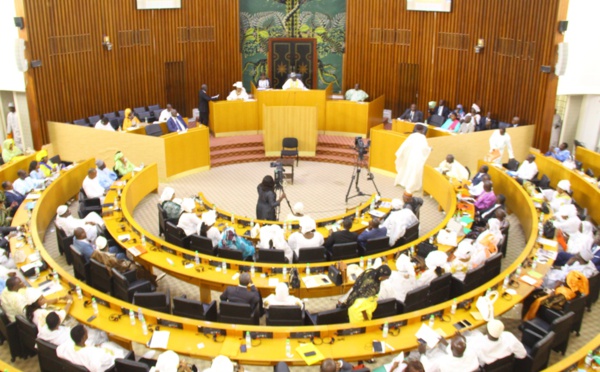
[{"xmin": 4, "ymin": 0, "xmax": 600, "ymax": 371}]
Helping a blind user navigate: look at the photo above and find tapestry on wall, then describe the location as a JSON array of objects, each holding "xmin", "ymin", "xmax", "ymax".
[{"xmin": 240, "ymin": 0, "xmax": 346, "ymax": 91}]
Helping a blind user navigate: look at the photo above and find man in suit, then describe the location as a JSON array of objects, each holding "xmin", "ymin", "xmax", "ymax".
[
  {"xmin": 220, "ymin": 272, "xmax": 263, "ymax": 315},
  {"xmin": 431, "ymin": 99, "xmax": 451, "ymax": 121},
  {"xmin": 324, "ymin": 218, "xmax": 358, "ymax": 253},
  {"xmin": 403, "ymin": 191, "xmax": 423, "ymax": 217},
  {"xmin": 72, "ymin": 227, "xmax": 95, "ymax": 263},
  {"xmin": 198, "ymin": 84, "xmax": 217, "ymax": 126},
  {"xmin": 166, "ymin": 109, "xmax": 187, "ymax": 133},
  {"xmin": 2, "ymin": 181, "xmax": 25, "ymax": 215},
  {"xmin": 471, "ymin": 165, "xmax": 489, "ymax": 186},
  {"xmin": 357, "ymin": 218, "xmax": 387, "ymax": 251},
  {"xmin": 399, "ymin": 103, "xmax": 424, "ymax": 123}
]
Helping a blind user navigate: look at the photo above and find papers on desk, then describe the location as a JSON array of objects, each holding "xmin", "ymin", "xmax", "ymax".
[
  {"xmin": 536, "ymin": 237, "xmax": 558, "ymax": 249},
  {"xmin": 302, "ymin": 274, "xmax": 332, "ymax": 288},
  {"xmin": 536, "ymin": 247, "xmax": 558, "ymax": 260},
  {"xmin": 369, "ymin": 210, "xmax": 386, "ymax": 219},
  {"xmin": 296, "ymin": 342, "xmax": 324, "ymax": 365},
  {"xmin": 28, "ymin": 252, "xmax": 41, "ymax": 262},
  {"xmin": 519, "ymin": 275, "xmax": 540, "ymax": 286},
  {"xmin": 25, "ymin": 193, "xmax": 41, "ymax": 200},
  {"xmin": 117, "ymin": 234, "xmax": 131, "ymax": 242},
  {"xmin": 415, "ymin": 324, "xmax": 441, "ymax": 348},
  {"xmin": 148, "ymin": 330, "xmax": 170, "ymax": 349},
  {"xmin": 38, "ymin": 280, "xmax": 63, "ymax": 296},
  {"xmin": 26, "ymin": 202, "xmax": 36, "ymax": 210},
  {"xmin": 20, "ymin": 260, "xmax": 44, "ymax": 273},
  {"xmin": 128, "ymin": 245, "xmax": 147, "ymax": 257},
  {"xmin": 211, "ymin": 94, "xmax": 220, "ymax": 99}
]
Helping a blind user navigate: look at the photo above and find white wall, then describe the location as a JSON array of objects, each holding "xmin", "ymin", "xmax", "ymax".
[
  {"xmin": 574, "ymin": 95, "xmax": 600, "ymax": 151},
  {"xmin": 0, "ymin": 1, "xmax": 25, "ymax": 92},
  {"xmin": 557, "ymin": 0, "xmax": 600, "ymax": 95}
]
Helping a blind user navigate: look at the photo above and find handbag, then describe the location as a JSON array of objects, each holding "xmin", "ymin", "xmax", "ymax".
[
  {"xmin": 288, "ymin": 267, "xmax": 300, "ymax": 289},
  {"xmin": 476, "ymin": 290, "xmax": 499, "ymax": 321},
  {"xmin": 327, "ymin": 264, "xmax": 343, "ymax": 286},
  {"xmin": 543, "ymin": 221, "xmax": 556, "ymax": 239},
  {"xmin": 417, "ymin": 241, "xmax": 437, "ymax": 258}
]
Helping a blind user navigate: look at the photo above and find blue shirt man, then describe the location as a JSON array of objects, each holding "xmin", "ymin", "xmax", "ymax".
[
  {"xmin": 95, "ymin": 160, "xmax": 117, "ymax": 190},
  {"xmin": 72, "ymin": 228, "xmax": 95, "ymax": 263},
  {"xmin": 357, "ymin": 218, "xmax": 388, "ymax": 250},
  {"xmin": 545, "ymin": 143, "xmax": 570, "ymax": 162}
]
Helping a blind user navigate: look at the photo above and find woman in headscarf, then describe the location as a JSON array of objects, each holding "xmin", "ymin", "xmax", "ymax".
[
  {"xmin": 113, "ymin": 151, "xmax": 136, "ymax": 177},
  {"xmin": 256, "ymin": 175, "xmax": 285, "ymax": 220},
  {"xmin": 36, "ymin": 149, "xmax": 58, "ymax": 177},
  {"xmin": 526, "ymin": 271, "xmax": 589, "ymax": 320},
  {"xmin": 449, "ymin": 239, "xmax": 476, "ymax": 280},
  {"xmin": 28, "ymin": 161, "xmax": 44, "ymax": 180},
  {"xmin": 285, "ymin": 201, "xmax": 305, "ymax": 222},
  {"xmin": 553, "ymin": 204, "xmax": 581, "ymax": 236},
  {"xmin": 257, "ymin": 224, "xmax": 293, "ymax": 263},
  {"xmin": 177, "ymin": 198, "xmax": 201, "ymax": 237},
  {"xmin": 263, "ymin": 282, "xmax": 303, "ymax": 309},
  {"xmin": 218, "ymin": 227, "xmax": 255, "ymax": 260},
  {"xmin": 417, "ymin": 250, "xmax": 448, "ymax": 286},
  {"xmin": 440, "ymin": 112, "xmax": 461, "ymax": 133},
  {"xmin": 151, "ymin": 350, "xmax": 194, "ymax": 372},
  {"xmin": 122, "ymin": 108, "xmax": 141, "ymax": 131},
  {"xmin": 379, "ymin": 254, "xmax": 417, "ymax": 302},
  {"xmin": 198, "ymin": 210, "xmax": 221, "ymax": 247},
  {"xmin": 472, "ymin": 218, "xmax": 502, "ymax": 264},
  {"xmin": 565, "ymin": 221, "xmax": 594, "ymax": 255},
  {"xmin": 341, "ymin": 265, "xmax": 391, "ymax": 323},
  {"xmin": 160, "ymin": 187, "xmax": 182, "ymax": 220},
  {"xmin": 2, "ymin": 139, "xmax": 22, "ymax": 163},
  {"xmin": 546, "ymin": 179, "xmax": 572, "ymax": 212},
  {"xmin": 287, "ymin": 216, "xmax": 324, "ymax": 258}
]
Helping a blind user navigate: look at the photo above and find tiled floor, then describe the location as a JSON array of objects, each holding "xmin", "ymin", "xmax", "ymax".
[{"xmin": 2, "ymin": 160, "xmax": 598, "ymax": 371}]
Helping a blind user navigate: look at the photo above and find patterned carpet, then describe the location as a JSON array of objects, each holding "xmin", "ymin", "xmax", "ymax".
[{"xmin": 2, "ymin": 160, "xmax": 598, "ymax": 371}]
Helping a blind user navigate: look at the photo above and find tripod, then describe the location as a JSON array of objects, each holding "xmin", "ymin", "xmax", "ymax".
[
  {"xmin": 274, "ymin": 173, "xmax": 293, "ymax": 220},
  {"xmin": 345, "ymin": 152, "xmax": 380, "ymax": 203}
]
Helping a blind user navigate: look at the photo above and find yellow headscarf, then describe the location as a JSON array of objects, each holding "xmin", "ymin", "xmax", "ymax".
[
  {"xmin": 2, "ymin": 139, "xmax": 22, "ymax": 163},
  {"xmin": 122, "ymin": 108, "xmax": 139, "ymax": 131}
]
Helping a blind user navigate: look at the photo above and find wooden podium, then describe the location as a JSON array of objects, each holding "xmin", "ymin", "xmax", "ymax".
[{"xmin": 263, "ymin": 106, "xmax": 317, "ymax": 157}]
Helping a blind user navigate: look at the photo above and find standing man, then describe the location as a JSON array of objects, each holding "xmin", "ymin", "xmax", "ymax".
[
  {"xmin": 6, "ymin": 103, "xmax": 23, "ymax": 151},
  {"xmin": 399, "ymin": 104, "xmax": 424, "ymax": 123},
  {"xmin": 198, "ymin": 84, "xmax": 218, "ymax": 126},
  {"xmin": 488, "ymin": 127, "xmax": 514, "ymax": 165},
  {"xmin": 345, "ymin": 84, "xmax": 369, "ymax": 102},
  {"xmin": 394, "ymin": 124, "xmax": 431, "ymax": 193},
  {"xmin": 549, "ymin": 109, "xmax": 562, "ymax": 149}
]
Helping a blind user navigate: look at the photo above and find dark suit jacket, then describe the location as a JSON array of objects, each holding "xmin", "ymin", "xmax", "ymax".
[
  {"xmin": 198, "ymin": 90, "xmax": 213, "ymax": 113},
  {"xmin": 220, "ymin": 285, "xmax": 262, "ymax": 313},
  {"xmin": 472, "ymin": 172, "xmax": 487, "ymax": 186},
  {"xmin": 399, "ymin": 109, "xmax": 424, "ymax": 123},
  {"xmin": 5, "ymin": 190, "xmax": 24, "ymax": 214},
  {"xmin": 432, "ymin": 105, "xmax": 451, "ymax": 120},
  {"xmin": 166, "ymin": 115, "xmax": 187, "ymax": 132},
  {"xmin": 324, "ymin": 229, "xmax": 358, "ymax": 250}
]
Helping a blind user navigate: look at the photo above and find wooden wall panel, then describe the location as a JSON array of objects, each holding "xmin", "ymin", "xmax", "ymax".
[{"xmin": 345, "ymin": 0, "xmax": 567, "ymax": 150}]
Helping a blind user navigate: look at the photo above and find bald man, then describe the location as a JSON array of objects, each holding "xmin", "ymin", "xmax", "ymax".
[{"xmin": 421, "ymin": 333, "xmax": 479, "ymax": 372}]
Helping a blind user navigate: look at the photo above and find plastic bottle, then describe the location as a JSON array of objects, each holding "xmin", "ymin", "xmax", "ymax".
[
  {"xmin": 250, "ymin": 219, "xmax": 254, "ymax": 228},
  {"xmin": 355, "ymin": 208, "xmax": 359, "ymax": 219},
  {"xmin": 195, "ymin": 251, "xmax": 200, "ymax": 265},
  {"xmin": 382, "ymin": 322, "xmax": 389, "ymax": 338},
  {"xmin": 516, "ymin": 265, "xmax": 522, "ymax": 276},
  {"xmin": 138, "ymin": 307, "xmax": 144, "ymax": 321},
  {"xmin": 222, "ymin": 261, "xmax": 227, "ymax": 273},
  {"xmin": 246, "ymin": 331, "xmax": 252, "ymax": 349},
  {"xmin": 428, "ymin": 315, "xmax": 435, "ymax": 328},
  {"xmin": 251, "ymin": 264, "xmax": 256, "ymax": 278},
  {"xmin": 34, "ymin": 266, "xmax": 40, "ymax": 279},
  {"xmin": 585, "ymin": 350, "xmax": 593, "ymax": 367},
  {"xmin": 370, "ymin": 199, "xmax": 375, "ymax": 211},
  {"xmin": 141, "ymin": 318, "xmax": 148, "ymax": 335},
  {"xmin": 285, "ymin": 338, "xmax": 292, "ymax": 357},
  {"xmin": 367, "ymin": 258, "xmax": 372, "ymax": 269},
  {"xmin": 53, "ymin": 271, "xmax": 60, "ymax": 285},
  {"xmin": 306, "ymin": 263, "xmax": 311, "ymax": 276},
  {"xmin": 503, "ymin": 275, "xmax": 510, "ymax": 290},
  {"xmin": 450, "ymin": 299, "xmax": 457, "ymax": 315},
  {"xmin": 129, "ymin": 309, "xmax": 136, "ymax": 326},
  {"xmin": 231, "ymin": 214, "xmax": 235, "ymax": 224},
  {"xmin": 75, "ymin": 285, "xmax": 83, "ymax": 299},
  {"xmin": 531, "ymin": 257, "xmax": 537, "ymax": 270},
  {"xmin": 429, "ymin": 235, "xmax": 434, "ymax": 244},
  {"xmin": 141, "ymin": 235, "xmax": 146, "ymax": 246},
  {"xmin": 359, "ymin": 256, "xmax": 364, "ymax": 269},
  {"xmin": 282, "ymin": 266, "xmax": 287, "ymax": 279},
  {"xmin": 91, "ymin": 297, "xmax": 99, "ymax": 315},
  {"xmin": 410, "ymin": 246, "xmax": 415, "ymax": 256},
  {"xmin": 283, "ymin": 222, "xmax": 287, "ymax": 232}
]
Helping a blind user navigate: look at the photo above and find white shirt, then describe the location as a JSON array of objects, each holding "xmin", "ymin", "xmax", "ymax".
[
  {"xmin": 94, "ymin": 120, "xmax": 115, "ymax": 131},
  {"xmin": 287, "ymin": 232, "xmax": 324, "ymax": 256},
  {"xmin": 489, "ymin": 130, "xmax": 514, "ymax": 163},
  {"xmin": 436, "ymin": 160, "xmax": 469, "ymax": 181},
  {"xmin": 13, "ymin": 176, "xmax": 42, "ymax": 195},
  {"xmin": 158, "ymin": 109, "xmax": 172, "ymax": 122},
  {"xmin": 473, "ymin": 332, "xmax": 527, "ymax": 366},
  {"xmin": 257, "ymin": 79, "xmax": 270, "ymax": 89},
  {"xmin": 55, "ymin": 212, "xmax": 104, "ymax": 241},
  {"xmin": 226, "ymin": 89, "xmax": 249, "ymax": 101},
  {"xmin": 6, "ymin": 112, "xmax": 22, "ymax": 150},
  {"xmin": 199, "ymin": 224, "xmax": 221, "ymax": 247},
  {"xmin": 381, "ymin": 209, "xmax": 418, "ymax": 246},
  {"xmin": 553, "ymin": 216, "xmax": 581, "ymax": 235},
  {"xmin": 177, "ymin": 212, "xmax": 202, "ymax": 237},
  {"xmin": 379, "ymin": 272, "xmax": 416, "ymax": 302},
  {"xmin": 423, "ymin": 347, "xmax": 480, "ymax": 372},
  {"xmin": 38, "ymin": 324, "xmax": 72, "ymax": 345},
  {"xmin": 0, "ymin": 288, "xmax": 27, "ymax": 322},
  {"xmin": 82, "ymin": 176, "xmax": 105, "ymax": 200},
  {"xmin": 282, "ymin": 78, "xmax": 306, "ymax": 90},
  {"xmin": 56, "ymin": 341, "xmax": 119, "ymax": 372},
  {"xmin": 516, "ymin": 160, "xmax": 538, "ymax": 180}
]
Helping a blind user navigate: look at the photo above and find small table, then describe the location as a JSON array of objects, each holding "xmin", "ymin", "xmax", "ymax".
[{"xmin": 281, "ymin": 158, "xmax": 295, "ymax": 184}]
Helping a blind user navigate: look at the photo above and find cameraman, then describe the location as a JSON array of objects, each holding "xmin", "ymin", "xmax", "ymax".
[{"xmin": 256, "ymin": 175, "xmax": 286, "ymax": 220}]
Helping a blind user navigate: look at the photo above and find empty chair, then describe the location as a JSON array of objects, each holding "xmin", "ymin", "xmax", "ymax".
[
  {"xmin": 327, "ymin": 242, "xmax": 358, "ymax": 261},
  {"xmin": 114, "ymin": 358, "xmax": 150, "ymax": 372},
  {"xmin": 256, "ymin": 248, "xmax": 287, "ymax": 264},
  {"xmin": 538, "ymin": 293, "xmax": 587, "ymax": 336},
  {"xmin": 15, "ymin": 315, "xmax": 37, "ymax": 357},
  {"xmin": 427, "ymin": 272, "xmax": 452, "ymax": 306},
  {"xmin": 266, "ymin": 305, "xmax": 304, "ymax": 326},
  {"xmin": 165, "ymin": 221, "xmax": 190, "ymax": 248},
  {"xmin": 372, "ymin": 298, "xmax": 399, "ymax": 319},
  {"xmin": 398, "ymin": 284, "xmax": 428, "ymax": 313},
  {"xmin": 428, "ymin": 114, "xmax": 445, "ymax": 127},
  {"xmin": 103, "ymin": 112, "xmax": 117, "ymax": 120},
  {"xmin": 483, "ymin": 253, "xmax": 502, "ymax": 283},
  {"xmin": 145, "ymin": 123, "xmax": 163, "ymax": 137},
  {"xmin": 362, "ymin": 236, "xmax": 390, "ymax": 256},
  {"xmin": 73, "ymin": 119, "xmax": 88, "ymax": 126},
  {"xmin": 306, "ymin": 307, "xmax": 348, "ymax": 325},
  {"xmin": 36, "ymin": 338, "xmax": 64, "ymax": 372},
  {"xmin": 118, "ymin": 110, "xmax": 125, "ymax": 117},
  {"xmin": 70, "ymin": 245, "xmax": 90, "ymax": 282},
  {"xmin": 148, "ymin": 104, "xmax": 161, "ymax": 111},
  {"xmin": 505, "ymin": 158, "xmax": 519, "ymax": 171},
  {"xmin": 112, "ymin": 268, "xmax": 154, "ymax": 303},
  {"xmin": 189, "ymin": 234, "xmax": 217, "ymax": 256},
  {"xmin": 218, "ymin": 302, "xmax": 259, "ymax": 325},
  {"xmin": 89, "ymin": 258, "xmax": 113, "ymax": 294},
  {"xmin": 138, "ymin": 111, "xmax": 153, "ymax": 122},
  {"xmin": 514, "ymin": 330, "xmax": 555, "ymax": 372},
  {"xmin": 134, "ymin": 289, "xmax": 171, "ymax": 314},
  {"xmin": 0, "ymin": 310, "xmax": 24, "ymax": 361},
  {"xmin": 133, "ymin": 106, "xmax": 147, "ymax": 115},
  {"xmin": 172, "ymin": 296, "xmax": 217, "ymax": 321},
  {"xmin": 153, "ymin": 109, "xmax": 163, "ymax": 120},
  {"xmin": 522, "ymin": 311, "xmax": 575, "ymax": 355},
  {"xmin": 587, "ymin": 271, "xmax": 600, "ymax": 311},
  {"xmin": 481, "ymin": 354, "xmax": 515, "ymax": 372},
  {"xmin": 450, "ymin": 264, "xmax": 485, "ymax": 298},
  {"xmin": 294, "ymin": 246, "xmax": 326, "ymax": 263},
  {"xmin": 281, "ymin": 137, "xmax": 299, "ymax": 166},
  {"xmin": 219, "ymin": 247, "xmax": 244, "ymax": 261},
  {"xmin": 87, "ymin": 115, "xmax": 101, "ymax": 125},
  {"xmin": 55, "ymin": 225, "xmax": 73, "ymax": 265},
  {"xmin": 78, "ymin": 188, "xmax": 102, "ymax": 218},
  {"xmin": 396, "ymin": 221, "xmax": 419, "ymax": 247}
]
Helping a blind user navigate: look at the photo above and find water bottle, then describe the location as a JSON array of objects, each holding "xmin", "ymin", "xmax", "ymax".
[
  {"xmin": 382, "ymin": 322, "xmax": 389, "ymax": 338},
  {"xmin": 306, "ymin": 263, "xmax": 311, "ymax": 276},
  {"xmin": 410, "ymin": 246, "xmax": 415, "ymax": 256},
  {"xmin": 251, "ymin": 264, "xmax": 256, "ymax": 277},
  {"xmin": 138, "ymin": 307, "xmax": 144, "ymax": 321},
  {"xmin": 429, "ymin": 235, "xmax": 434, "ymax": 244},
  {"xmin": 222, "ymin": 261, "xmax": 227, "ymax": 273},
  {"xmin": 231, "ymin": 214, "xmax": 235, "ymax": 224},
  {"xmin": 75, "ymin": 285, "xmax": 83, "ymax": 299},
  {"xmin": 195, "ymin": 251, "xmax": 200, "ymax": 265},
  {"xmin": 245, "ymin": 332, "xmax": 252, "ymax": 349},
  {"xmin": 250, "ymin": 219, "xmax": 254, "ymax": 228},
  {"xmin": 428, "ymin": 315, "xmax": 435, "ymax": 328},
  {"xmin": 585, "ymin": 350, "xmax": 593, "ymax": 367},
  {"xmin": 118, "ymin": 188, "xmax": 122, "ymax": 197},
  {"xmin": 355, "ymin": 208, "xmax": 359, "ymax": 219},
  {"xmin": 114, "ymin": 198, "xmax": 119, "ymax": 211},
  {"xmin": 451, "ymin": 299, "xmax": 457, "ymax": 315},
  {"xmin": 141, "ymin": 235, "xmax": 146, "ymax": 246},
  {"xmin": 367, "ymin": 258, "xmax": 372, "ymax": 269},
  {"xmin": 503, "ymin": 275, "xmax": 510, "ymax": 290},
  {"xmin": 283, "ymin": 222, "xmax": 287, "ymax": 232},
  {"xmin": 91, "ymin": 297, "xmax": 99, "ymax": 315},
  {"xmin": 531, "ymin": 258, "xmax": 537, "ymax": 270},
  {"xmin": 285, "ymin": 338, "xmax": 292, "ymax": 357},
  {"xmin": 359, "ymin": 256, "xmax": 364, "ymax": 269},
  {"xmin": 34, "ymin": 266, "xmax": 40, "ymax": 279},
  {"xmin": 141, "ymin": 318, "xmax": 148, "ymax": 335},
  {"xmin": 282, "ymin": 266, "xmax": 287, "ymax": 279},
  {"xmin": 370, "ymin": 199, "xmax": 375, "ymax": 211},
  {"xmin": 516, "ymin": 265, "xmax": 522, "ymax": 276},
  {"xmin": 53, "ymin": 271, "xmax": 60, "ymax": 285},
  {"xmin": 129, "ymin": 309, "xmax": 136, "ymax": 325}
]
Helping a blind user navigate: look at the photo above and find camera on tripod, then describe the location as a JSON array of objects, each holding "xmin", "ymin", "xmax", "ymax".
[
  {"xmin": 270, "ymin": 161, "xmax": 284, "ymax": 187},
  {"xmin": 354, "ymin": 136, "xmax": 371, "ymax": 161}
]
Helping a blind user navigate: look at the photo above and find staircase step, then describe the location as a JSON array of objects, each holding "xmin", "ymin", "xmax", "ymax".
[
  {"xmin": 311, "ymin": 154, "xmax": 361, "ymax": 166},
  {"xmin": 210, "ymin": 134, "xmax": 264, "ymax": 151},
  {"xmin": 317, "ymin": 135, "xmax": 356, "ymax": 149},
  {"xmin": 211, "ymin": 154, "xmax": 279, "ymax": 168},
  {"xmin": 211, "ymin": 146, "xmax": 265, "ymax": 159}
]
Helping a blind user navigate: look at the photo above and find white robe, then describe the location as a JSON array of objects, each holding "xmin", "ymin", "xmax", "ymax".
[
  {"xmin": 549, "ymin": 113, "xmax": 562, "ymax": 148},
  {"xmin": 515, "ymin": 160, "xmax": 538, "ymax": 180},
  {"xmin": 82, "ymin": 176, "xmax": 105, "ymax": 201},
  {"xmin": 282, "ymin": 78, "xmax": 306, "ymax": 90},
  {"xmin": 55, "ymin": 213, "xmax": 104, "ymax": 241},
  {"xmin": 436, "ymin": 160, "xmax": 469, "ymax": 181},
  {"xmin": 472, "ymin": 332, "xmax": 527, "ymax": 366},
  {"xmin": 198, "ymin": 224, "xmax": 221, "ymax": 247},
  {"xmin": 6, "ymin": 111, "xmax": 23, "ymax": 151},
  {"xmin": 381, "ymin": 209, "xmax": 418, "ymax": 246},
  {"xmin": 94, "ymin": 121, "xmax": 115, "ymax": 131},
  {"xmin": 488, "ymin": 130, "xmax": 514, "ymax": 164},
  {"xmin": 177, "ymin": 212, "xmax": 202, "ymax": 237},
  {"xmin": 394, "ymin": 133, "xmax": 431, "ymax": 193},
  {"xmin": 0, "ymin": 288, "xmax": 27, "ymax": 322},
  {"xmin": 379, "ymin": 272, "xmax": 417, "ymax": 302},
  {"xmin": 287, "ymin": 232, "xmax": 324, "ymax": 257},
  {"xmin": 57, "ymin": 341, "xmax": 126, "ymax": 372},
  {"xmin": 226, "ymin": 89, "xmax": 249, "ymax": 101},
  {"xmin": 158, "ymin": 109, "xmax": 172, "ymax": 122}
]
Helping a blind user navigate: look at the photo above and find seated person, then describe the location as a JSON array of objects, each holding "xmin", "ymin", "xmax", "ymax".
[
  {"xmin": 545, "ymin": 142, "xmax": 570, "ymax": 162},
  {"xmin": 563, "ymin": 221, "xmax": 594, "ymax": 256},
  {"xmin": 282, "ymin": 72, "xmax": 306, "ymax": 90},
  {"xmin": 457, "ymin": 115, "xmax": 475, "ymax": 134},
  {"xmin": 94, "ymin": 117, "xmax": 115, "ymax": 131},
  {"xmin": 473, "ymin": 319, "xmax": 527, "ymax": 367},
  {"xmin": 2, "ymin": 181, "xmax": 25, "ymax": 215},
  {"xmin": 220, "ymin": 272, "xmax": 262, "ymax": 314},
  {"xmin": 29, "ymin": 160, "xmax": 45, "ymax": 180},
  {"xmin": 324, "ymin": 217, "xmax": 357, "ymax": 253},
  {"xmin": 55, "ymin": 204, "xmax": 104, "ymax": 241},
  {"xmin": 507, "ymin": 154, "xmax": 538, "ymax": 183},
  {"xmin": 38, "ymin": 311, "xmax": 110, "ymax": 347},
  {"xmin": 57, "ymin": 324, "xmax": 128, "ymax": 372},
  {"xmin": 122, "ymin": 108, "xmax": 141, "ymax": 131},
  {"xmin": 471, "ymin": 165, "xmax": 489, "ymax": 186},
  {"xmin": 551, "ymin": 204, "xmax": 581, "ymax": 236},
  {"xmin": 471, "ymin": 218, "xmax": 502, "ymax": 265},
  {"xmin": 257, "ymin": 224, "xmax": 293, "ymax": 263},
  {"xmin": 474, "ymin": 194, "xmax": 505, "ymax": 227},
  {"xmin": 473, "ymin": 181, "xmax": 496, "ymax": 212},
  {"xmin": 545, "ymin": 179, "xmax": 572, "ymax": 212},
  {"xmin": 440, "ymin": 112, "xmax": 461, "ymax": 133},
  {"xmin": 553, "ymin": 232, "xmax": 600, "ymax": 279},
  {"xmin": 91, "ymin": 236, "xmax": 158, "ymax": 284},
  {"xmin": 419, "ymin": 332, "xmax": 479, "ymax": 372},
  {"xmin": 320, "ymin": 358, "xmax": 355, "ymax": 372},
  {"xmin": 381, "ymin": 199, "xmax": 418, "ymax": 246},
  {"xmin": 257, "ymin": 73, "xmax": 270, "ymax": 90},
  {"xmin": 376, "ymin": 358, "xmax": 425, "ymax": 372},
  {"xmin": 468, "ymin": 174, "xmax": 491, "ymax": 197},
  {"xmin": 218, "ymin": 227, "xmax": 255, "ymax": 260},
  {"xmin": 345, "ymin": 83, "xmax": 369, "ymax": 102},
  {"xmin": 24, "ymin": 287, "xmax": 72, "ymax": 327},
  {"xmin": 379, "ymin": 254, "xmax": 417, "ymax": 302},
  {"xmin": 338, "ymin": 265, "xmax": 391, "ymax": 323},
  {"xmin": 13, "ymin": 169, "xmax": 44, "ymax": 196},
  {"xmin": 2, "ymin": 139, "xmax": 23, "ymax": 163},
  {"xmin": 357, "ymin": 217, "xmax": 387, "ymax": 250},
  {"xmin": 113, "ymin": 151, "xmax": 136, "ymax": 177},
  {"xmin": 166, "ymin": 109, "xmax": 188, "ymax": 133},
  {"xmin": 449, "ymin": 239, "xmax": 478, "ymax": 280},
  {"xmin": 399, "ymin": 104, "xmax": 424, "ymax": 123},
  {"xmin": 95, "ymin": 160, "xmax": 117, "ymax": 191},
  {"xmin": 403, "ymin": 191, "xmax": 423, "ymax": 215},
  {"xmin": 227, "ymin": 82, "xmax": 249, "ymax": 101},
  {"xmin": 82, "ymin": 168, "xmax": 106, "ymax": 202},
  {"xmin": 198, "ymin": 210, "xmax": 221, "ymax": 248},
  {"xmin": 177, "ymin": 198, "xmax": 201, "ymax": 236},
  {"xmin": 0, "ymin": 276, "xmax": 27, "ymax": 322},
  {"xmin": 36, "ymin": 149, "xmax": 59, "ymax": 177},
  {"xmin": 158, "ymin": 104, "xmax": 173, "ymax": 122},
  {"xmin": 287, "ymin": 216, "xmax": 325, "ymax": 258},
  {"xmin": 263, "ymin": 282, "xmax": 303, "ymax": 309},
  {"xmin": 436, "ymin": 154, "xmax": 469, "ymax": 181},
  {"xmin": 454, "ymin": 104, "xmax": 465, "ymax": 119},
  {"xmin": 418, "ymin": 251, "xmax": 448, "ymax": 286},
  {"xmin": 495, "ymin": 207, "xmax": 509, "ymax": 231},
  {"xmin": 285, "ymin": 201, "xmax": 305, "ymax": 222},
  {"xmin": 159, "ymin": 187, "xmax": 182, "ymax": 220},
  {"xmin": 153, "ymin": 350, "xmax": 195, "ymax": 372},
  {"xmin": 72, "ymin": 228, "xmax": 96, "ymax": 263},
  {"xmin": 206, "ymin": 355, "xmax": 240, "ymax": 372}
]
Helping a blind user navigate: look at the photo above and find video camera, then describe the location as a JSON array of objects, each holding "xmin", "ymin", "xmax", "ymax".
[
  {"xmin": 270, "ymin": 161, "xmax": 284, "ymax": 187},
  {"xmin": 354, "ymin": 136, "xmax": 371, "ymax": 161}
]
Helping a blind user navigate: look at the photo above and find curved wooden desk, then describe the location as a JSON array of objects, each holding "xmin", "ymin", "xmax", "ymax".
[
  {"xmin": 574, "ymin": 146, "xmax": 600, "ymax": 178},
  {"xmin": 0, "ymin": 153, "xmax": 36, "ymax": 184},
  {"xmin": 8, "ymin": 155, "xmax": 555, "ymax": 367},
  {"xmin": 543, "ymin": 334, "xmax": 600, "ymax": 371}
]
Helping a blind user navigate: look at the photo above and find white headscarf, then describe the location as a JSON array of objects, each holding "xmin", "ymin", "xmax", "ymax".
[
  {"xmin": 455, "ymin": 239, "xmax": 474, "ymax": 260},
  {"xmin": 558, "ymin": 204, "xmax": 577, "ymax": 219},
  {"xmin": 275, "ymin": 282, "xmax": 290, "ymax": 302},
  {"xmin": 486, "ymin": 218, "xmax": 503, "ymax": 244},
  {"xmin": 395, "ymin": 254, "xmax": 415, "ymax": 277},
  {"xmin": 95, "ymin": 236, "xmax": 108, "ymax": 250},
  {"xmin": 292, "ymin": 202, "xmax": 304, "ymax": 215},
  {"xmin": 56, "ymin": 205, "xmax": 68, "ymax": 216},
  {"xmin": 299, "ymin": 216, "xmax": 316, "ymax": 234},
  {"xmin": 425, "ymin": 251, "xmax": 448, "ymax": 270},
  {"xmin": 25, "ymin": 287, "xmax": 43, "ymax": 306},
  {"xmin": 567, "ymin": 221, "xmax": 595, "ymax": 255},
  {"xmin": 181, "ymin": 198, "xmax": 196, "ymax": 213},
  {"xmin": 201, "ymin": 210, "xmax": 216, "ymax": 226},
  {"xmin": 258, "ymin": 224, "xmax": 288, "ymax": 250},
  {"xmin": 557, "ymin": 180, "xmax": 571, "ymax": 193},
  {"xmin": 210, "ymin": 355, "xmax": 234, "ymax": 372},
  {"xmin": 160, "ymin": 187, "xmax": 175, "ymax": 202},
  {"xmin": 391, "ymin": 198, "xmax": 403, "ymax": 210},
  {"xmin": 154, "ymin": 350, "xmax": 179, "ymax": 372}
]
